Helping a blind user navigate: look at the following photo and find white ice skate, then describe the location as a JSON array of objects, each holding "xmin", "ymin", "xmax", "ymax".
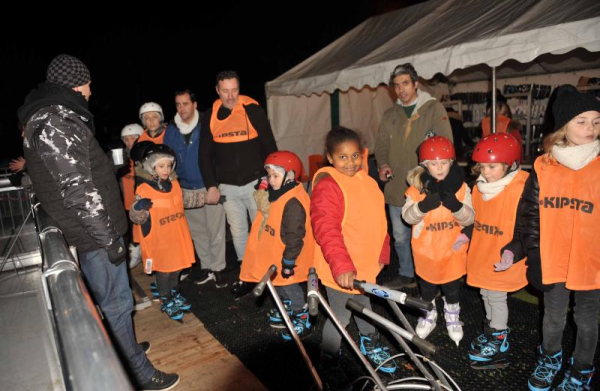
[
  {"xmin": 443, "ymin": 297, "xmax": 464, "ymax": 346},
  {"xmin": 415, "ymin": 300, "xmax": 437, "ymax": 339}
]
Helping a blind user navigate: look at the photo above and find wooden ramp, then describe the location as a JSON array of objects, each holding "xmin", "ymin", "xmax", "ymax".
[{"xmin": 131, "ymin": 268, "xmax": 267, "ymax": 391}]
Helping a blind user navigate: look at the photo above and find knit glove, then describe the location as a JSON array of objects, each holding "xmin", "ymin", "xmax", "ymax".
[
  {"xmin": 418, "ymin": 192, "xmax": 441, "ymax": 213},
  {"xmin": 134, "ymin": 198, "xmax": 153, "ymax": 211},
  {"xmin": 442, "ymin": 193, "xmax": 463, "ymax": 213},
  {"xmin": 182, "ymin": 188, "xmax": 205, "ymax": 209},
  {"xmin": 281, "ymin": 258, "xmax": 296, "ymax": 279},
  {"xmin": 106, "ymin": 240, "xmax": 126, "ymax": 266},
  {"xmin": 452, "ymin": 233, "xmax": 470, "ymax": 251},
  {"xmin": 494, "ymin": 250, "xmax": 514, "ymax": 271}
]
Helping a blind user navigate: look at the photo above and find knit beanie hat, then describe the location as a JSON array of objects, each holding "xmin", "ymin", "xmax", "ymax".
[
  {"xmin": 46, "ymin": 54, "xmax": 91, "ymax": 88},
  {"xmin": 552, "ymin": 84, "xmax": 600, "ymax": 131}
]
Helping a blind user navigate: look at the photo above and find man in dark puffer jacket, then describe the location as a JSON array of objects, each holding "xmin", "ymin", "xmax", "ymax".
[{"xmin": 18, "ymin": 54, "xmax": 179, "ymax": 390}]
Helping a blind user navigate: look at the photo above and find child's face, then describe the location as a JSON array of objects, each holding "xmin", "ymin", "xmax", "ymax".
[
  {"xmin": 154, "ymin": 159, "xmax": 173, "ymax": 180},
  {"xmin": 122, "ymin": 135, "xmax": 139, "ymax": 151},
  {"xmin": 479, "ymin": 163, "xmax": 507, "ymax": 183},
  {"xmin": 143, "ymin": 112, "xmax": 162, "ymax": 132},
  {"xmin": 327, "ymin": 140, "xmax": 362, "ymax": 177},
  {"xmin": 424, "ymin": 159, "xmax": 452, "ymax": 181},
  {"xmin": 564, "ymin": 111, "xmax": 600, "ymax": 146},
  {"xmin": 266, "ymin": 167, "xmax": 284, "ymax": 190}
]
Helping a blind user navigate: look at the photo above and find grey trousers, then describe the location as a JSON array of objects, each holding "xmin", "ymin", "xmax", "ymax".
[
  {"xmin": 542, "ymin": 283, "xmax": 600, "ymax": 365},
  {"xmin": 321, "ymin": 287, "xmax": 376, "ymax": 355},
  {"xmin": 275, "ymin": 284, "xmax": 306, "ymax": 312},
  {"xmin": 184, "ymin": 194, "xmax": 226, "ymax": 272},
  {"xmin": 480, "ymin": 288, "xmax": 509, "ymax": 330}
]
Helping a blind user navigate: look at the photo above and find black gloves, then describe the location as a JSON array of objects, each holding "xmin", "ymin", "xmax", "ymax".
[
  {"xmin": 418, "ymin": 192, "xmax": 441, "ymax": 213},
  {"xmin": 106, "ymin": 240, "xmax": 126, "ymax": 266},
  {"xmin": 420, "ymin": 172, "xmax": 440, "ymax": 194},
  {"xmin": 281, "ymin": 258, "xmax": 296, "ymax": 279},
  {"xmin": 134, "ymin": 198, "xmax": 153, "ymax": 211},
  {"xmin": 442, "ymin": 193, "xmax": 463, "ymax": 213}
]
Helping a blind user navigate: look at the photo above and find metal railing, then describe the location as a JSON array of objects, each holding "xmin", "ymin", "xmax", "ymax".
[{"xmin": 33, "ymin": 198, "xmax": 132, "ymax": 391}]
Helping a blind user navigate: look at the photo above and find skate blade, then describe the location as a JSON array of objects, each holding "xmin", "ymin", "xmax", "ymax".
[{"xmin": 470, "ymin": 360, "xmax": 509, "ymax": 370}]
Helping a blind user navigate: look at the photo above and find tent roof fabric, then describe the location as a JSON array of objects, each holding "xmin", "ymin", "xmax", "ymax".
[{"xmin": 266, "ymin": 0, "xmax": 600, "ymax": 97}]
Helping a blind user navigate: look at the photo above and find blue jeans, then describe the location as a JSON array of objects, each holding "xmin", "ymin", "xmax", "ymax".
[
  {"xmin": 389, "ymin": 205, "xmax": 414, "ymax": 278},
  {"xmin": 219, "ymin": 180, "xmax": 258, "ymax": 261},
  {"xmin": 79, "ymin": 242, "xmax": 155, "ymax": 384}
]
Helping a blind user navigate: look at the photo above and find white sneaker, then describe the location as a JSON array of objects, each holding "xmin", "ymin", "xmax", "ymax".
[
  {"xmin": 443, "ymin": 297, "xmax": 464, "ymax": 346},
  {"xmin": 128, "ymin": 243, "xmax": 142, "ymax": 269},
  {"xmin": 415, "ymin": 300, "xmax": 437, "ymax": 339}
]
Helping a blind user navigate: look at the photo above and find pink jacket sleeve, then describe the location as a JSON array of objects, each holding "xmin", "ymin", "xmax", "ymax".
[{"xmin": 310, "ymin": 176, "xmax": 357, "ymax": 279}]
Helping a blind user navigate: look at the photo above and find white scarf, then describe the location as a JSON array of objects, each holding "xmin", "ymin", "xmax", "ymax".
[
  {"xmin": 174, "ymin": 109, "xmax": 199, "ymax": 135},
  {"xmin": 476, "ymin": 169, "xmax": 520, "ymax": 201},
  {"xmin": 551, "ymin": 140, "xmax": 600, "ymax": 171}
]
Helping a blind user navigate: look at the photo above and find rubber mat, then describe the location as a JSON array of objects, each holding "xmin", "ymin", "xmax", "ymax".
[{"xmin": 182, "ymin": 241, "xmax": 599, "ymax": 391}]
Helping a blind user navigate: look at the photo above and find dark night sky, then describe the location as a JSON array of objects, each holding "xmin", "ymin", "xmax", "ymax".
[{"xmin": 0, "ymin": 1, "xmax": 425, "ymax": 161}]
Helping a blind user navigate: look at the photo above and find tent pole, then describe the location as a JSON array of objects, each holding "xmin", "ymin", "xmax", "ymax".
[
  {"xmin": 330, "ymin": 90, "xmax": 340, "ymax": 128},
  {"xmin": 492, "ymin": 66, "xmax": 496, "ymax": 134}
]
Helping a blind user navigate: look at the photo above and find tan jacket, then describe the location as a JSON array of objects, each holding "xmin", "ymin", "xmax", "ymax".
[{"xmin": 374, "ymin": 90, "xmax": 453, "ymax": 206}]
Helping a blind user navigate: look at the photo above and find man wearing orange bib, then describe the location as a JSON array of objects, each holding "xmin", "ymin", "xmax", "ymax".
[{"xmin": 200, "ymin": 71, "xmax": 278, "ymax": 299}]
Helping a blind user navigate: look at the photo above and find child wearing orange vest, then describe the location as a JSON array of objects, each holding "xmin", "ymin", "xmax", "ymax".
[
  {"xmin": 239, "ymin": 151, "xmax": 315, "ymax": 341},
  {"xmin": 130, "ymin": 143, "xmax": 195, "ymax": 322},
  {"xmin": 311, "ymin": 127, "xmax": 396, "ymax": 389},
  {"xmin": 119, "ymin": 123, "xmax": 144, "ymax": 268},
  {"xmin": 524, "ymin": 85, "xmax": 600, "ymax": 391},
  {"xmin": 458, "ymin": 133, "xmax": 528, "ymax": 370},
  {"xmin": 402, "ymin": 136, "xmax": 474, "ymax": 346}
]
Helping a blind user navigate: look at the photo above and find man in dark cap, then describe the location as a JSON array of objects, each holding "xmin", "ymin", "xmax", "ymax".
[{"xmin": 18, "ymin": 54, "xmax": 179, "ymax": 390}]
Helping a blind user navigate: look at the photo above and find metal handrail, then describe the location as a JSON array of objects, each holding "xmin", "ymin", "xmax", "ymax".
[{"xmin": 32, "ymin": 198, "xmax": 132, "ymax": 391}]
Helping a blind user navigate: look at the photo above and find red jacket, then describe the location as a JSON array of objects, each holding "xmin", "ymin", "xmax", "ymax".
[{"xmin": 311, "ymin": 175, "xmax": 390, "ymax": 280}]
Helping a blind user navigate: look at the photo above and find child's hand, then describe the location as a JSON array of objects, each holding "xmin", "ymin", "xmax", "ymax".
[
  {"xmin": 418, "ymin": 192, "xmax": 441, "ymax": 213},
  {"xmin": 441, "ymin": 193, "xmax": 462, "ymax": 213},
  {"xmin": 494, "ymin": 250, "xmax": 514, "ymax": 272},
  {"xmin": 281, "ymin": 258, "xmax": 296, "ymax": 279},
  {"xmin": 336, "ymin": 271, "xmax": 356, "ymax": 290},
  {"xmin": 134, "ymin": 198, "xmax": 153, "ymax": 211},
  {"xmin": 453, "ymin": 233, "xmax": 470, "ymax": 251}
]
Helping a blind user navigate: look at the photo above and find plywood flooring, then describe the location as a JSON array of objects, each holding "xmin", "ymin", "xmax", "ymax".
[{"xmin": 131, "ymin": 268, "xmax": 267, "ymax": 391}]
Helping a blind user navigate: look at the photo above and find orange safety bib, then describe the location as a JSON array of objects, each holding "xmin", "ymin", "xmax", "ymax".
[
  {"xmin": 122, "ymin": 159, "xmax": 135, "ymax": 211},
  {"xmin": 240, "ymin": 185, "xmax": 314, "ymax": 285},
  {"xmin": 210, "ymin": 95, "xmax": 259, "ymax": 143},
  {"xmin": 138, "ymin": 128, "xmax": 165, "ymax": 144},
  {"xmin": 312, "ymin": 167, "xmax": 387, "ymax": 294},
  {"xmin": 136, "ymin": 180, "xmax": 195, "ymax": 273},
  {"xmin": 536, "ymin": 157, "xmax": 600, "ymax": 290},
  {"xmin": 406, "ymin": 184, "xmax": 467, "ymax": 284},
  {"xmin": 467, "ymin": 171, "xmax": 529, "ymax": 291}
]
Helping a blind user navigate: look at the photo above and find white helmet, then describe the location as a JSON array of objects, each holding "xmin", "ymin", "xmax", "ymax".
[
  {"xmin": 139, "ymin": 102, "xmax": 164, "ymax": 123},
  {"xmin": 121, "ymin": 123, "xmax": 144, "ymax": 139}
]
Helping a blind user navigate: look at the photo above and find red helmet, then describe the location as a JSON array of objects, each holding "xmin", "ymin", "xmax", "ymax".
[
  {"xmin": 264, "ymin": 151, "xmax": 303, "ymax": 178},
  {"xmin": 419, "ymin": 136, "xmax": 455, "ymax": 162},
  {"xmin": 472, "ymin": 133, "xmax": 521, "ymax": 165}
]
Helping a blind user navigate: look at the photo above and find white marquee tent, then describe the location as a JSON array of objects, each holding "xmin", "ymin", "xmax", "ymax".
[{"xmin": 265, "ymin": 0, "xmax": 600, "ymax": 168}]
